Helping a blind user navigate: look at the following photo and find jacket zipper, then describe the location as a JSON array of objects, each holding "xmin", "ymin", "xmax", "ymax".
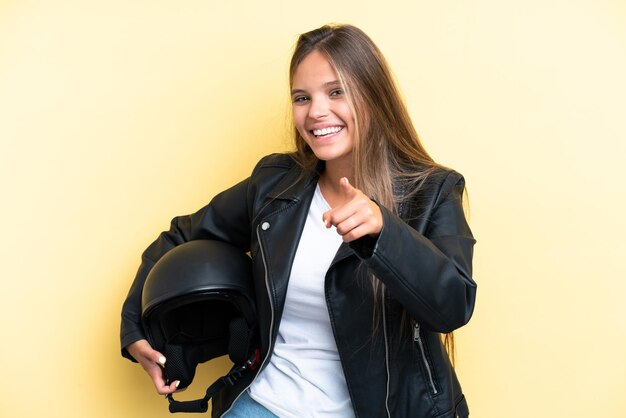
[
  {"xmin": 382, "ymin": 292, "xmax": 391, "ymax": 418},
  {"xmin": 255, "ymin": 224, "xmax": 276, "ymax": 374},
  {"xmin": 413, "ymin": 323, "xmax": 438, "ymax": 395},
  {"xmin": 220, "ymin": 224, "xmax": 275, "ymax": 417}
]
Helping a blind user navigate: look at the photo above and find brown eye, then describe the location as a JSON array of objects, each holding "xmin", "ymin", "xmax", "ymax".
[{"xmin": 293, "ymin": 95, "xmax": 310, "ymax": 104}]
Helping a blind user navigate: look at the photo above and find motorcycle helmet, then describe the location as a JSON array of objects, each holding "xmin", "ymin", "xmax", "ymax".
[{"xmin": 141, "ymin": 240, "xmax": 259, "ymax": 413}]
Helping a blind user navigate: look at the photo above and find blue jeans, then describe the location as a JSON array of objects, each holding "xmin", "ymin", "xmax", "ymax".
[{"xmin": 221, "ymin": 390, "xmax": 278, "ymax": 418}]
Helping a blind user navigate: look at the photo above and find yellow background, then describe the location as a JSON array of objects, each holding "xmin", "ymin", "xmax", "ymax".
[{"xmin": 1, "ymin": 1, "xmax": 625, "ymax": 417}]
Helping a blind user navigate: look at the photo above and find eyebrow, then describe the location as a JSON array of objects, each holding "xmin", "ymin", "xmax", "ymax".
[{"xmin": 291, "ymin": 80, "xmax": 342, "ymax": 96}]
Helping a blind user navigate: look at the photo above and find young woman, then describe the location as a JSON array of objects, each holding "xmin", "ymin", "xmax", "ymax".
[{"xmin": 121, "ymin": 24, "xmax": 476, "ymax": 418}]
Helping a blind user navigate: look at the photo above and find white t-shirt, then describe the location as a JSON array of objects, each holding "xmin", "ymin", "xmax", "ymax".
[{"xmin": 249, "ymin": 184, "xmax": 355, "ymax": 417}]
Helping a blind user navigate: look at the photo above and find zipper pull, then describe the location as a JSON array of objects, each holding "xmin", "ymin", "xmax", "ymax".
[{"xmin": 413, "ymin": 323, "xmax": 420, "ymax": 341}]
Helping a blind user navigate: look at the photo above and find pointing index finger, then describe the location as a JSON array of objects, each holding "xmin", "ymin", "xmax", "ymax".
[{"xmin": 340, "ymin": 177, "xmax": 356, "ymax": 195}]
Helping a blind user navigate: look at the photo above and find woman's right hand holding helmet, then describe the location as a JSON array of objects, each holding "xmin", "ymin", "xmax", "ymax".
[{"xmin": 126, "ymin": 339, "xmax": 180, "ymax": 395}]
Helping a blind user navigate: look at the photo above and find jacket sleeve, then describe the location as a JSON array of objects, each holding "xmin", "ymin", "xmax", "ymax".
[
  {"xmin": 350, "ymin": 171, "xmax": 476, "ymax": 333},
  {"xmin": 119, "ymin": 174, "xmax": 254, "ymax": 361}
]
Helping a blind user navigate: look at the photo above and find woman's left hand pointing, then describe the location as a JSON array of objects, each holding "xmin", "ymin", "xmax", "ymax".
[{"xmin": 322, "ymin": 177, "xmax": 383, "ymax": 242}]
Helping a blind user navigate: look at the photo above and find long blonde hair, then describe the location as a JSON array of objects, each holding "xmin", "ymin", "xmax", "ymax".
[{"xmin": 289, "ymin": 24, "xmax": 455, "ymax": 362}]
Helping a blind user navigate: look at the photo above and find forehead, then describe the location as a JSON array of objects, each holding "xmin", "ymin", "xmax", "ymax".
[{"xmin": 292, "ymin": 50, "xmax": 339, "ymax": 87}]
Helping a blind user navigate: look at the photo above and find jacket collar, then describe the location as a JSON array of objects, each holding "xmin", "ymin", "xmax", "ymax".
[
  {"xmin": 263, "ymin": 158, "xmax": 354, "ymax": 266},
  {"xmin": 266, "ymin": 159, "xmax": 322, "ymax": 201}
]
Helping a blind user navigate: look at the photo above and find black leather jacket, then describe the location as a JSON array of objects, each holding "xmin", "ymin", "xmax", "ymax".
[{"xmin": 120, "ymin": 153, "xmax": 476, "ymax": 418}]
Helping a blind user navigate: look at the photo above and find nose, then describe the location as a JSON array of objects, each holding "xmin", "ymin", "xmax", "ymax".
[{"xmin": 308, "ymin": 96, "xmax": 329, "ymax": 119}]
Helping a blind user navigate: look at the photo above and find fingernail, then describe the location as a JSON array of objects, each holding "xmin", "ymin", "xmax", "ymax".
[
  {"xmin": 343, "ymin": 177, "xmax": 350, "ymax": 185},
  {"xmin": 175, "ymin": 381, "xmax": 180, "ymax": 388},
  {"xmin": 158, "ymin": 356, "xmax": 166, "ymax": 366}
]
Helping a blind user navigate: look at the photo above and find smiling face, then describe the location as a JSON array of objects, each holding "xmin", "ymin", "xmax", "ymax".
[{"xmin": 291, "ymin": 50, "xmax": 356, "ymax": 171}]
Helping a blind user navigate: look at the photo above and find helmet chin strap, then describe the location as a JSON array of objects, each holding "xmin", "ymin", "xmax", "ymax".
[{"xmin": 166, "ymin": 349, "xmax": 260, "ymax": 413}]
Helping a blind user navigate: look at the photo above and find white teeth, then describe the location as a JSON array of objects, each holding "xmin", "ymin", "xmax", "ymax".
[{"xmin": 313, "ymin": 126, "xmax": 342, "ymax": 136}]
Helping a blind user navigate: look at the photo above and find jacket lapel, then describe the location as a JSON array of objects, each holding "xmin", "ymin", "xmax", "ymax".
[{"xmin": 255, "ymin": 165, "xmax": 318, "ymax": 331}]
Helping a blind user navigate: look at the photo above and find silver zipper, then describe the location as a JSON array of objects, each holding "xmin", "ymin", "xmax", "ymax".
[
  {"xmin": 413, "ymin": 323, "xmax": 438, "ymax": 395},
  {"xmin": 220, "ymin": 224, "xmax": 276, "ymax": 417},
  {"xmin": 255, "ymin": 223, "xmax": 276, "ymax": 374},
  {"xmin": 382, "ymin": 292, "xmax": 391, "ymax": 418}
]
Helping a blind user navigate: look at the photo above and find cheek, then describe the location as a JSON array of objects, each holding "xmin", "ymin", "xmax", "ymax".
[
  {"xmin": 292, "ymin": 108, "xmax": 309, "ymax": 133},
  {"xmin": 338, "ymin": 103, "xmax": 355, "ymax": 125},
  {"xmin": 297, "ymin": 127, "xmax": 311, "ymax": 143}
]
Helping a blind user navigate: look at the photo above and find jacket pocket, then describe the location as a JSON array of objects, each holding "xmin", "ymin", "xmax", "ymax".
[
  {"xmin": 433, "ymin": 395, "xmax": 469, "ymax": 418},
  {"xmin": 454, "ymin": 394, "xmax": 469, "ymax": 417},
  {"xmin": 413, "ymin": 323, "xmax": 440, "ymax": 396}
]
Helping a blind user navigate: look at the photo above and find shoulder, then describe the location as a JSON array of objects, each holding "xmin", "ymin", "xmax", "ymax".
[
  {"xmin": 248, "ymin": 153, "xmax": 299, "ymax": 181},
  {"xmin": 424, "ymin": 164, "xmax": 461, "ymax": 179},
  {"xmin": 253, "ymin": 153, "xmax": 298, "ymax": 171},
  {"xmin": 426, "ymin": 166, "xmax": 465, "ymax": 202},
  {"xmin": 404, "ymin": 163, "xmax": 465, "ymax": 198},
  {"xmin": 397, "ymin": 164, "xmax": 466, "ymax": 222},
  {"xmin": 247, "ymin": 153, "xmax": 308, "ymax": 199}
]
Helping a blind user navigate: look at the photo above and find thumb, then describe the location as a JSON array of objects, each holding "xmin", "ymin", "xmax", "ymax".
[{"xmin": 151, "ymin": 350, "xmax": 167, "ymax": 367}]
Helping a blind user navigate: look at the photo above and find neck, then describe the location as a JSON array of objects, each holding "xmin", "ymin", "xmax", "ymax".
[{"xmin": 318, "ymin": 159, "xmax": 354, "ymax": 195}]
